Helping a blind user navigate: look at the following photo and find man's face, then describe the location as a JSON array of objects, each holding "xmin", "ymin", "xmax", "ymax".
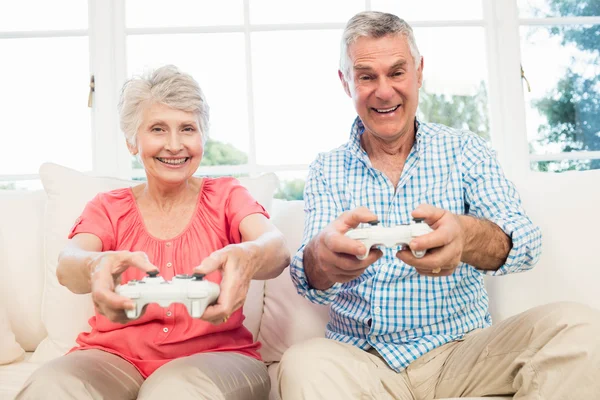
[{"xmin": 340, "ymin": 34, "xmax": 423, "ymax": 142}]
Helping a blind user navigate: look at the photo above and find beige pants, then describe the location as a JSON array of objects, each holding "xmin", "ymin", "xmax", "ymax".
[
  {"xmin": 16, "ymin": 350, "xmax": 269, "ymax": 400},
  {"xmin": 278, "ymin": 302, "xmax": 600, "ymax": 400}
]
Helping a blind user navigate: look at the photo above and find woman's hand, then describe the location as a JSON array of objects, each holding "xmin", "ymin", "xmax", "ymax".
[
  {"xmin": 193, "ymin": 243, "xmax": 258, "ymax": 325},
  {"xmin": 89, "ymin": 251, "xmax": 158, "ymax": 323}
]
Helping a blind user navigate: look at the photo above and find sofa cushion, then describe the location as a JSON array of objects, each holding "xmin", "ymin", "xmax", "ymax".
[
  {"xmin": 0, "ymin": 189, "xmax": 47, "ymax": 351},
  {"xmin": 485, "ymin": 169, "xmax": 600, "ymax": 323},
  {"xmin": 259, "ymin": 200, "xmax": 330, "ymax": 362},
  {"xmin": 31, "ymin": 163, "xmax": 277, "ymax": 362},
  {"xmin": 0, "ymin": 304, "xmax": 25, "ymax": 365}
]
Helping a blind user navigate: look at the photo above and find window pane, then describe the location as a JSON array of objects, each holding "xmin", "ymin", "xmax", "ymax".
[
  {"xmin": 520, "ymin": 25, "xmax": 600, "ymax": 164},
  {"xmin": 126, "ymin": 0, "xmax": 243, "ymax": 28},
  {"xmin": 415, "ymin": 27, "xmax": 490, "ymax": 141},
  {"xmin": 0, "ymin": 37, "xmax": 91, "ymax": 175},
  {"xmin": 372, "ymin": 0, "xmax": 483, "ymax": 21},
  {"xmin": 518, "ymin": 0, "xmax": 600, "ymax": 18},
  {"xmin": 127, "ymin": 33, "xmax": 249, "ymax": 168},
  {"xmin": 274, "ymin": 171, "xmax": 307, "ymax": 201},
  {"xmin": 0, "ymin": 0, "xmax": 87, "ymax": 31},
  {"xmin": 0, "ymin": 180, "xmax": 43, "ymax": 190},
  {"xmin": 252, "ymin": 30, "xmax": 356, "ymax": 166},
  {"xmin": 250, "ymin": 0, "xmax": 363, "ymax": 24}
]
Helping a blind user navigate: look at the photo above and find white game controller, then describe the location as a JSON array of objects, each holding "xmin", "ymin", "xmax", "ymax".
[
  {"xmin": 345, "ymin": 218, "xmax": 434, "ymax": 260},
  {"xmin": 116, "ymin": 271, "xmax": 220, "ymax": 320}
]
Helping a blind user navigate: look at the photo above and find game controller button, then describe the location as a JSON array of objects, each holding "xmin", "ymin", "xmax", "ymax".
[
  {"xmin": 127, "ymin": 280, "xmax": 137, "ymax": 285},
  {"xmin": 367, "ymin": 220, "xmax": 380, "ymax": 226},
  {"xmin": 413, "ymin": 218, "xmax": 425, "ymax": 223},
  {"xmin": 192, "ymin": 273, "xmax": 206, "ymax": 280},
  {"xmin": 147, "ymin": 271, "xmax": 159, "ymax": 277},
  {"xmin": 175, "ymin": 274, "xmax": 192, "ymax": 279}
]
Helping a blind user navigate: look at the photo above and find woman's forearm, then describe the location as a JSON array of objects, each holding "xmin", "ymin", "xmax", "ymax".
[
  {"xmin": 247, "ymin": 230, "xmax": 290, "ymax": 280},
  {"xmin": 56, "ymin": 244, "xmax": 100, "ymax": 294}
]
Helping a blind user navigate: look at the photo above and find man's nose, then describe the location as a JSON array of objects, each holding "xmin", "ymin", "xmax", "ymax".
[{"xmin": 374, "ymin": 77, "xmax": 395, "ymax": 100}]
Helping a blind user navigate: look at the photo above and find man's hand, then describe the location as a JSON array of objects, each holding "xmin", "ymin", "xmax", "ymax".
[
  {"xmin": 304, "ymin": 207, "xmax": 383, "ymax": 290},
  {"xmin": 193, "ymin": 243, "xmax": 257, "ymax": 325},
  {"xmin": 90, "ymin": 251, "xmax": 158, "ymax": 323},
  {"xmin": 397, "ymin": 204, "xmax": 465, "ymax": 277}
]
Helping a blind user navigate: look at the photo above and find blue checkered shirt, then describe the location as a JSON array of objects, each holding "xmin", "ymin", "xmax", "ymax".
[{"xmin": 290, "ymin": 117, "xmax": 542, "ymax": 372}]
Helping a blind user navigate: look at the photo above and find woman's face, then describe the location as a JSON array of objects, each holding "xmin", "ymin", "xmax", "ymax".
[{"xmin": 130, "ymin": 102, "xmax": 204, "ymax": 186}]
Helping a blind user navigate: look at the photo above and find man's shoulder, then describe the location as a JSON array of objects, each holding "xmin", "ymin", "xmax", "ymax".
[{"xmin": 419, "ymin": 122, "xmax": 489, "ymax": 148}]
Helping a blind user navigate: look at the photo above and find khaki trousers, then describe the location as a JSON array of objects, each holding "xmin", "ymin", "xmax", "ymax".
[
  {"xmin": 278, "ymin": 302, "xmax": 600, "ymax": 400},
  {"xmin": 16, "ymin": 349, "xmax": 269, "ymax": 400}
]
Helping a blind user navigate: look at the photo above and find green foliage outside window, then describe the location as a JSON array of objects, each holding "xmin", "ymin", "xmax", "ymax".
[{"xmin": 531, "ymin": 0, "xmax": 600, "ymax": 172}]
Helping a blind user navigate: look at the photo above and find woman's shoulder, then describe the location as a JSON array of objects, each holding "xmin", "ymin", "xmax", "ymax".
[
  {"xmin": 89, "ymin": 187, "xmax": 136, "ymax": 212},
  {"xmin": 201, "ymin": 176, "xmax": 243, "ymax": 196}
]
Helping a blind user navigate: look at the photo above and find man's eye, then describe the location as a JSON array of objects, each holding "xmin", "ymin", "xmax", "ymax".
[
  {"xmin": 359, "ymin": 75, "xmax": 372, "ymax": 81},
  {"xmin": 183, "ymin": 127, "xmax": 195, "ymax": 132},
  {"xmin": 393, "ymin": 71, "xmax": 404, "ymax": 77},
  {"xmin": 151, "ymin": 127, "xmax": 164, "ymax": 132}
]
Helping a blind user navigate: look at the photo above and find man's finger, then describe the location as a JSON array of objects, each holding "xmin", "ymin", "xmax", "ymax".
[
  {"xmin": 324, "ymin": 231, "xmax": 367, "ymax": 257},
  {"xmin": 411, "ymin": 204, "xmax": 446, "ymax": 226},
  {"xmin": 332, "ymin": 207, "xmax": 379, "ymax": 233}
]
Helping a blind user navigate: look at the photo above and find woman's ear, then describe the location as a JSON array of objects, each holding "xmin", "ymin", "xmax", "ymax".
[{"xmin": 126, "ymin": 140, "xmax": 138, "ymax": 155}]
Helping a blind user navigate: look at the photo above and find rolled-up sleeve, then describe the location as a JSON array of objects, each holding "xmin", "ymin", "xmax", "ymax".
[
  {"xmin": 289, "ymin": 154, "xmax": 344, "ymax": 304},
  {"xmin": 461, "ymin": 136, "xmax": 543, "ymax": 275}
]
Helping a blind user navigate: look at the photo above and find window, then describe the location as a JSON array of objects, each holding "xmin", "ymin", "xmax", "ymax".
[
  {"xmin": 3, "ymin": 1, "xmax": 595, "ymax": 197},
  {"xmin": 0, "ymin": 0, "xmax": 90, "ymax": 189},
  {"xmin": 518, "ymin": 0, "xmax": 600, "ymax": 171}
]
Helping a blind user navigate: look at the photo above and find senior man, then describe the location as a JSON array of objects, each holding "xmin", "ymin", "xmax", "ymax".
[{"xmin": 278, "ymin": 11, "xmax": 600, "ymax": 400}]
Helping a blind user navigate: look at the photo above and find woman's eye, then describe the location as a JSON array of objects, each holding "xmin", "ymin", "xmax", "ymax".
[{"xmin": 151, "ymin": 127, "xmax": 163, "ymax": 132}]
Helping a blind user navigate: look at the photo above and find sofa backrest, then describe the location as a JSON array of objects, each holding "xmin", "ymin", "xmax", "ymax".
[{"xmin": 485, "ymin": 169, "xmax": 600, "ymax": 322}]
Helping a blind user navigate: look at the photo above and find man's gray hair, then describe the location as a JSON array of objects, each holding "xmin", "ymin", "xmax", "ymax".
[
  {"xmin": 339, "ymin": 11, "xmax": 421, "ymax": 78},
  {"xmin": 118, "ymin": 65, "xmax": 210, "ymax": 146}
]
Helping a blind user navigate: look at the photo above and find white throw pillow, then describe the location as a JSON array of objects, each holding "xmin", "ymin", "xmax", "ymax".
[
  {"xmin": 0, "ymin": 246, "xmax": 26, "ymax": 365},
  {"xmin": 31, "ymin": 163, "xmax": 277, "ymax": 362},
  {"xmin": 0, "ymin": 189, "xmax": 47, "ymax": 351},
  {"xmin": 258, "ymin": 200, "xmax": 330, "ymax": 362}
]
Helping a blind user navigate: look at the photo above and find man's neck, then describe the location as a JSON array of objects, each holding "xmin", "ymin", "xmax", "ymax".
[{"xmin": 360, "ymin": 128, "xmax": 416, "ymax": 188}]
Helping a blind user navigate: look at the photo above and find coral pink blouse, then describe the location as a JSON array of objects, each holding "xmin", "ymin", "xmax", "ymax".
[{"xmin": 68, "ymin": 177, "xmax": 268, "ymax": 377}]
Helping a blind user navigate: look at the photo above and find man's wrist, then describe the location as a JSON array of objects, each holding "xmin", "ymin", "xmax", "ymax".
[{"xmin": 304, "ymin": 241, "xmax": 336, "ymax": 291}]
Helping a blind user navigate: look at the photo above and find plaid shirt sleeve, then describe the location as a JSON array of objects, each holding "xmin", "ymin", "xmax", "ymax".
[
  {"xmin": 289, "ymin": 154, "xmax": 345, "ymax": 304},
  {"xmin": 461, "ymin": 135, "xmax": 543, "ymax": 275}
]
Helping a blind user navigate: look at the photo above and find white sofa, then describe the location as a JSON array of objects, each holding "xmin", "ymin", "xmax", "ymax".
[{"xmin": 1, "ymin": 162, "xmax": 599, "ymax": 400}]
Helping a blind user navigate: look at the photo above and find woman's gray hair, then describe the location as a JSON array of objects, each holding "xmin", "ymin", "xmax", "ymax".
[
  {"xmin": 118, "ymin": 65, "xmax": 210, "ymax": 146},
  {"xmin": 339, "ymin": 11, "xmax": 421, "ymax": 78}
]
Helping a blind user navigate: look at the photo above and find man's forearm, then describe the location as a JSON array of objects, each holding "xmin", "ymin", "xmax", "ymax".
[
  {"xmin": 303, "ymin": 240, "xmax": 336, "ymax": 290},
  {"xmin": 459, "ymin": 215, "xmax": 512, "ymax": 271}
]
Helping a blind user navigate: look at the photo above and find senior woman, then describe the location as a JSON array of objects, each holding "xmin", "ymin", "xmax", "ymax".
[{"xmin": 17, "ymin": 65, "xmax": 290, "ymax": 400}]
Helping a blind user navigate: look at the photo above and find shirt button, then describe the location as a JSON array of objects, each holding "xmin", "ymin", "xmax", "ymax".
[
  {"xmin": 166, "ymin": 262, "xmax": 172, "ymax": 268},
  {"xmin": 166, "ymin": 242, "xmax": 172, "ymax": 247},
  {"xmin": 163, "ymin": 327, "xmax": 168, "ymax": 333},
  {"xmin": 374, "ymin": 307, "xmax": 381, "ymax": 314},
  {"xmin": 166, "ymin": 311, "xmax": 172, "ymax": 317}
]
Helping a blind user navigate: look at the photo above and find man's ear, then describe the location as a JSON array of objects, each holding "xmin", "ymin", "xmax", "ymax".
[
  {"xmin": 417, "ymin": 56, "xmax": 424, "ymax": 88},
  {"xmin": 338, "ymin": 70, "xmax": 352, "ymax": 98},
  {"xmin": 126, "ymin": 140, "xmax": 138, "ymax": 155}
]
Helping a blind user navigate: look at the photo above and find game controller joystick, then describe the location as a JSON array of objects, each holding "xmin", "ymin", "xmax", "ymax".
[
  {"xmin": 116, "ymin": 272, "xmax": 220, "ymax": 319},
  {"xmin": 345, "ymin": 218, "xmax": 433, "ymax": 260}
]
